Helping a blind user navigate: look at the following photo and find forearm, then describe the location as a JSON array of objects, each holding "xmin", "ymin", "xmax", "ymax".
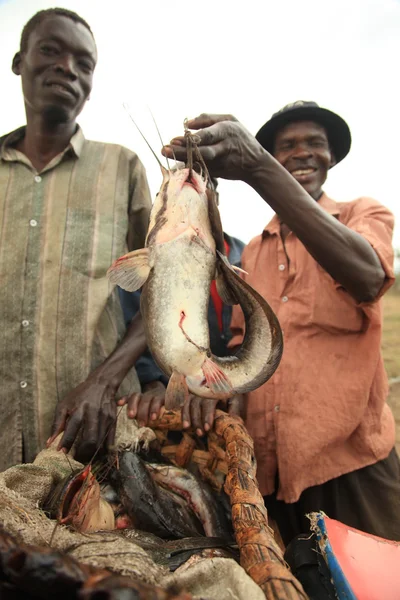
[
  {"xmin": 91, "ymin": 311, "xmax": 147, "ymax": 390},
  {"xmin": 246, "ymin": 153, "xmax": 385, "ymax": 302}
]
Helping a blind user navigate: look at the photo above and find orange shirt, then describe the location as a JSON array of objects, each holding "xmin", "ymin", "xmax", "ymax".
[{"xmin": 229, "ymin": 194, "xmax": 396, "ymax": 503}]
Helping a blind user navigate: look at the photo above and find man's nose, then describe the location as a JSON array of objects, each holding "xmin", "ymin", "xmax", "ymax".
[
  {"xmin": 292, "ymin": 144, "xmax": 312, "ymax": 159},
  {"xmin": 54, "ymin": 55, "xmax": 78, "ymax": 80}
]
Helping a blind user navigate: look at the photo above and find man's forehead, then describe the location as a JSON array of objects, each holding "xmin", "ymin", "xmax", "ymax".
[
  {"xmin": 28, "ymin": 15, "xmax": 97, "ymax": 60},
  {"xmin": 276, "ymin": 120, "xmax": 328, "ymax": 139}
]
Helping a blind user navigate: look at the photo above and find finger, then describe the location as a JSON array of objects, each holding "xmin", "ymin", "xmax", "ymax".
[
  {"xmin": 136, "ymin": 394, "xmax": 152, "ymax": 426},
  {"xmin": 58, "ymin": 411, "xmax": 83, "ymax": 453},
  {"xmin": 117, "ymin": 396, "xmax": 127, "ymax": 406},
  {"xmin": 202, "ymin": 398, "xmax": 218, "ymax": 431},
  {"xmin": 126, "ymin": 393, "xmax": 141, "ymax": 418},
  {"xmin": 75, "ymin": 408, "xmax": 100, "ymax": 462},
  {"xmin": 163, "ymin": 140, "xmax": 225, "ymax": 165},
  {"xmin": 228, "ymin": 396, "xmax": 240, "ymax": 416},
  {"xmin": 47, "ymin": 410, "xmax": 67, "ymax": 446},
  {"xmin": 186, "ymin": 114, "xmax": 238, "ymax": 130},
  {"xmin": 182, "ymin": 395, "xmax": 192, "ymax": 429},
  {"xmin": 150, "ymin": 393, "xmax": 165, "ymax": 421},
  {"xmin": 190, "ymin": 396, "xmax": 203, "ymax": 436}
]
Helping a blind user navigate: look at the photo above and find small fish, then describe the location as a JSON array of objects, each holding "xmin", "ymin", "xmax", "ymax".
[
  {"xmin": 118, "ymin": 530, "xmax": 238, "ymax": 571},
  {"xmin": 43, "ymin": 465, "xmax": 115, "ymax": 533},
  {"xmin": 146, "ymin": 463, "xmax": 231, "ymax": 538},
  {"xmin": 108, "ymin": 451, "xmax": 204, "ymax": 539},
  {"xmin": 107, "ymin": 121, "xmax": 283, "ymax": 410}
]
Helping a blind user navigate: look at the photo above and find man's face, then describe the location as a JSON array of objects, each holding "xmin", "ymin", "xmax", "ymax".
[
  {"xmin": 13, "ymin": 15, "xmax": 97, "ymax": 124},
  {"xmin": 273, "ymin": 121, "xmax": 335, "ymax": 199}
]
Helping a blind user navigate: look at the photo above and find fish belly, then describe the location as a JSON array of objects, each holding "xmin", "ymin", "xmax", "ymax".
[{"xmin": 142, "ymin": 234, "xmax": 215, "ymax": 378}]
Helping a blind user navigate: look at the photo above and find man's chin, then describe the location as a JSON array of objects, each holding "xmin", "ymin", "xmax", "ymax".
[{"xmin": 43, "ymin": 104, "xmax": 72, "ymax": 125}]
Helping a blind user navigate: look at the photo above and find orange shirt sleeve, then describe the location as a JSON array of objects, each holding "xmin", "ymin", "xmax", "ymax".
[{"xmin": 343, "ymin": 197, "xmax": 395, "ymax": 301}]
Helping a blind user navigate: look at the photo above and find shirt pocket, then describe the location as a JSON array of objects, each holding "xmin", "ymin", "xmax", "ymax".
[{"xmin": 308, "ymin": 266, "xmax": 365, "ymax": 333}]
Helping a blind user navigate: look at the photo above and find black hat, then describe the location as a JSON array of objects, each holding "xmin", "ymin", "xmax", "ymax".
[{"xmin": 255, "ymin": 100, "xmax": 351, "ymax": 165}]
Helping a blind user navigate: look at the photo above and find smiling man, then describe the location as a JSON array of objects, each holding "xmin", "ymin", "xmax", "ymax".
[
  {"xmin": 162, "ymin": 103, "xmax": 399, "ymax": 544},
  {"xmin": 0, "ymin": 8, "xmax": 151, "ymax": 469}
]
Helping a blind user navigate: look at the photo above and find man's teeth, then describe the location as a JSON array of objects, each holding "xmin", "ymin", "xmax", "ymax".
[
  {"xmin": 292, "ymin": 168, "xmax": 315, "ymax": 176},
  {"xmin": 50, "ymin": 84, "xmax": 69, "ymax": 92}
]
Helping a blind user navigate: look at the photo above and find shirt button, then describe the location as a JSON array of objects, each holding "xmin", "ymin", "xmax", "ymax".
[
  {"xmin": 278, "ymin": 264, "xmax": 285, "ymax": 271},
  {"xmin": 29, "ymin": 219, "xmax": 38, "ymax": 227},
  {"xmin": 20, "ymin": 381, "xmax": 28, "ymax": 389},
  {"xmin": 21, "ymin": 319, "xmax": 30, "ymax": 327},
  {"xmin": 274, "ymin": 405, "xmax": 280, "ymax": 412},
  {"xmin": 282, "ymin": 296, "xmax": 288, "ymax": 302},
  {"xmin": 34, "ymin": 175, "xmax": 42, "ymax": 183}
]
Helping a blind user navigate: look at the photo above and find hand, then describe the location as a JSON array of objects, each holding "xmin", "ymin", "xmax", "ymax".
[
  {"xmin": 162, "ymin": 114, "xmax": 267, "ymax": 183},
  {"xmin": 182, "ymin": 393, "xmax": 244, "ymax": 436},
  {"xmin": 47, "ymin": 375, "xmax": 118, "ymax": 463},
  {"xmin": 118, "ymin": 380, "xmax": 166, "ymax": 426}
]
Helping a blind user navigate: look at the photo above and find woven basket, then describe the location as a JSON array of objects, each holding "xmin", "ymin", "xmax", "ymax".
[{"xmin": 149, "ymin": 408, "xmax": 308, "ymax": 600}]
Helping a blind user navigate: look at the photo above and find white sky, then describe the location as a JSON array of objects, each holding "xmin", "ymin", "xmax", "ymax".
[{"xmin": 1, "ymin": 0, "xmax": 399, "ymax": 248}]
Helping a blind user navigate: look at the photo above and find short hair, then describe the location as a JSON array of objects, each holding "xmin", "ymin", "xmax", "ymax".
[{"xmin": 20, "ymin": 8, "xmax": 94, "ymax": 53}]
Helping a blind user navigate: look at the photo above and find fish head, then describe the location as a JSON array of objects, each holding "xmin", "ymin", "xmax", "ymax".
[{"xmin": 146, "ymin": 167, "xmax": 209, "ymax": 247}]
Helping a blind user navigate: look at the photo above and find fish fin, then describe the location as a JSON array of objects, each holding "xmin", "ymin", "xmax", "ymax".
[
  {"xmin": 215, "ymin": 252, "xmax": 240, "ymax": 306},
  {"xmin": 107, "ymin": 248, "xmax": 151, "ymax": 291},
  {"xmin": 202, "ymin": 358, "xmax": 233, "ymax": 395},
  {"xmin": 165, "ymin": 371, "xmax": 189, "ymax": 410},
  {"xmin": 232, "ymin": 265, "xmax": 248, "ymax": 276}
]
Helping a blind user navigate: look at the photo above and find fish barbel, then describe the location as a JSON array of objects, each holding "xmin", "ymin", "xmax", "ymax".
[{"xmin": 107, "ymin": 123, "xmax": 283, "ymax": 409}]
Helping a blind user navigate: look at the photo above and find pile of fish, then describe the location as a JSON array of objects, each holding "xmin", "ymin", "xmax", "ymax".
[{"xmin": 43, "ymin": 445, "xmax": 237, "ymax": 572}]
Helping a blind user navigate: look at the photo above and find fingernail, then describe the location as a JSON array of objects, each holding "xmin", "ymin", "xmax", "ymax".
[
  {"xmin": 204, "ymin": 423, "xmax": 210, "ymax": 431},
  {"xmin": 138, "ymin": 421, "xmax": 145, "ymax": 427},
  {"xmin": 196, "ymin": 428, "xmax": 203, "ymax": 436},
  {"xmin": 170, "ymin": 138, "xmax": 184, "ymax": 146},
  {"xmin": 151, "ymin": 413, "xmax": 157, "ymax": 421},
  {"xmin": 183, "ymin": 420, "xmax": 190, "ymax": 428}
]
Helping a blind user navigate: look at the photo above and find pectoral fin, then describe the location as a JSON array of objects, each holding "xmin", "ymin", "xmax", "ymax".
[
  {"xmin": 202, "ymin": 357, "xmax": 233, "ymax": 396},
  {"xmin": 165, "ymin": 371, "xmax": 189, "ymax": 410},
  {"xmin": 107, "ymin": 248, "xmax": 151, "ymax": 291}
]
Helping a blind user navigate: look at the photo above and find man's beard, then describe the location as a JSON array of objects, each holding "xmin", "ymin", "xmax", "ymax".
[{"xmin": 43, "ymin": 104, "xmax": 71, "ymax": 125}]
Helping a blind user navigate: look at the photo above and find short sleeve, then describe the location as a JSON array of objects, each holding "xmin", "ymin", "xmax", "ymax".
[{"xmin": 343, "ymin": 197, "xmax": 395, "ymax": 300}]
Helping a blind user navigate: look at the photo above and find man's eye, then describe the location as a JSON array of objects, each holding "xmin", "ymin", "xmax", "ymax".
[
  {"xmin": 78, "ymin": 61, "xmax": 93, "ymax": 73},
  {"xmin": 40, "ymin": 44, "xmax": 59, "ymax": 55}
]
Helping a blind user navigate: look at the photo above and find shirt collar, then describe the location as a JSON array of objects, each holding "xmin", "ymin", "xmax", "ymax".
[
  {"xmin": 0, "ymin": 124, "xmax": 85, "ymax": 162},
  {"xmin": 262, "ymin": 192, "xmax": 340, "ymax": 238}
]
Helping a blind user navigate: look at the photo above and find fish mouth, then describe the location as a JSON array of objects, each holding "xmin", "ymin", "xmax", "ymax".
[{"xmin": 182, "ymin": 169, "xmax": 204, "ymax": 194}]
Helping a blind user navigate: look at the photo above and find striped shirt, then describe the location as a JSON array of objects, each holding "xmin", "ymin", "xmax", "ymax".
[{"xmin": 0, "ymin": 126, "xmax": 152, "ymax": 469}]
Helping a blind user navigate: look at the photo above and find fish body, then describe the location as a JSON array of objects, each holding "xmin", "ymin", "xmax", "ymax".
[
  {"xmin": 44, "ymin": 465, "xmax": 115, "ymax": 533},
  {"xmin": 109, "ymin": 451, "xmax": 203, "ymax": 539},
  {"xmin": 146, "ymin": 463, "xmax": 231, "ymax": 538},
  {"xmin": 107, "ymin": 129, "xmax": 283, "ymax": 408}
]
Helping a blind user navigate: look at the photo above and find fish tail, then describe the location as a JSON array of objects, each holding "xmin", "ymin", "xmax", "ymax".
[
  {"xmin": 202, "ymin": 357, "xmax": 233, "ymax": 396},
  {"xmin": 165, "ymin": 371, "xmax": 189, "ymax": 410}
]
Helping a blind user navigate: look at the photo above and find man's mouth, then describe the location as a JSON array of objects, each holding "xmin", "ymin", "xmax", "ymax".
[
  {"xmin": 291, "ymin": 168, "xmax": 317, "ymax": 176},
  {"xmin": 45, "ymin": 81, "xmax": 76, "ymax": 97}
]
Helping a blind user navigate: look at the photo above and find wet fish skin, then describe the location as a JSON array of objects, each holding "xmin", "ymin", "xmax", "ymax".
[
  {"xmin": 108, "ymin": 452, "xmax": 203, "ymax": 539},
  {"xmin": 146, "ymin": 463, "xmax": 231, "ymax": 538},
  {"xmin": 107, "ymin": 156, "xmax": 283, "ymax": 407}
]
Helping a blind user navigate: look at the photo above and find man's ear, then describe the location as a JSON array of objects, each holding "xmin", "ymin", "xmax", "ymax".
[
  {"xmin": 12, "ymin": 52, "xmax": 22, "ymax": 75},
  {"xmin": 329, "ymin": 150, "xmax": 336, "ymax": 169}
]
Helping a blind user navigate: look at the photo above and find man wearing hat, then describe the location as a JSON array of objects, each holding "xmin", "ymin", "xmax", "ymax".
[{"xmin": 162, "ymin": 104, "xmax": 399, "ymax": 544}]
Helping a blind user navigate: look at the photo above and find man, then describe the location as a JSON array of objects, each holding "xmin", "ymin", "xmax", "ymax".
[
  {"xmin": 162, "ymin": 104, "xmax": 399, "ymax": 543},
  {"xmin": 0, "ymin": 8, "xmax": 151, "ymax": 469},
  {"xmin": 118, "ymin": 177, "xmax": 246, "ymax": 436}
]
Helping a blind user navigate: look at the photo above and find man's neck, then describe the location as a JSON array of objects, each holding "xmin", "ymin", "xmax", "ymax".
[{"xmin": 16, "ymin": 114, "xmax": 77, "ymax": 172}]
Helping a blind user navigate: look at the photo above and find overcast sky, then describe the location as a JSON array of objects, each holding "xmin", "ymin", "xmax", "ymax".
[{"xmin": 1, "ymin": 0, "xmax": 399, "ymax": 248}]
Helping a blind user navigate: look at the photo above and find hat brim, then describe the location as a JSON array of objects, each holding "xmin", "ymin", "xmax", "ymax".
[{"xmin": 255, "ymin": 106, "xmax": 351, "ymax": 166}]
